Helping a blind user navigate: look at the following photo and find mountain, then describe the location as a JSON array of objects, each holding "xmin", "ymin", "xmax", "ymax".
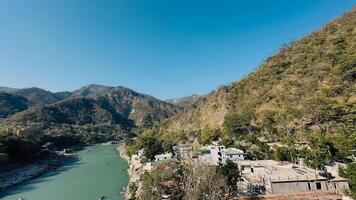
[
  {"xmin": 0, "ymin": 86, "xmax": 19, "ymax": 93},
  {"xmin": 69, "ymin": 84, "xmax": 114, "ymax": 99},
  {"xmin": 67, "ymin": 84, "xmax": 181, "ymax": 126},
  {"xmin": 54, "ymin": 91, "xmax": 72, "ymax": 100},
  {"xmin": 101, "ymin": 86, "xmax": 181, "ymax": 126},
  {"xmin": 6, "ymin": 97, "xmax": 132, "ymax": 128},
  {"xmin": 0, "ymin": 92, "xmax": 28, "ymax": 118},
  {"xmin": 12, "ymin": 87, "xmax": 64, "ymax": 106},
  {"xmin": 162, "ymin": 8, "xmax": 356, "ymax": 138},
  {"xmin": 162, "ymin": 90, "xmax": 229, "ymax": 130},
  {"xmin": 6, "ymin": 85, "xmax": 181, "ymax": 139},
  {"xmin": 166, "ymin": 95, "xmax": 200, "ymax": 109}
]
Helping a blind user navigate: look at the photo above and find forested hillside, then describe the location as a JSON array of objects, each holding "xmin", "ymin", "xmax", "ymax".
[
  {"xmin": 0, "ymin": 93, "xmax": 28, "ymax": 118},
  {"xmin": 12, "ymin": 87, "xmax": 65, "ymax": 106},
  {"xmin": 3, "ymin": 85, "xmax": 181, "ymax": 142}
]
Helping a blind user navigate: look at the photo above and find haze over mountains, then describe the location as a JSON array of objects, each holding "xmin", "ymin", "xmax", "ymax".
[{"xmin": 166, "ymin": 95, "xmax": 200, "ymax": 109}]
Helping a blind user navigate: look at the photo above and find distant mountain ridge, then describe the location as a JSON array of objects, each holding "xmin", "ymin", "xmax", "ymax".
[
  {"xmin": 0, "ymin": 86, "xmax": 19, "ymax": 93},
  {"xmin": 12, "ymin": 87, "xmax": 65, "ymax": 106},
  {"xmin": 1, "ymin": 84, "xmax": 181, "ymax": 140},
  {"xmin": 166, "ymin": 95, "xmax": 200, "ymax": 109}
]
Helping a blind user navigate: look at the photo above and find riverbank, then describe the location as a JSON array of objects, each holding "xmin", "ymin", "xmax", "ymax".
[
  {"xmin": 0, "ymin": 153, "xmax": 75, "ymax": 191},
  {"xmin": 117, "ymin": 145, "xmax": 131, "ymax": 199}
]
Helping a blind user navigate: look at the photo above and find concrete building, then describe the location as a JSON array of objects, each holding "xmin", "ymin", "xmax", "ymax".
[
  {"xmin": 236, "ymin": 160, "xmax": 350, "ymax": 195},
  {"xmin": 222, "ymin": 148, "xmax": 244, "ymax": 162},
  {"xmin": 324, "ymin": 162, "xmax": 350, "ymax": 193},
  {"xmin": 197, "ymin": 145, "xmax": 225, "ymax": 165},
  {"xmin": 154, "ymin": 152, "xmax": 173, "ymax": 162},
  {"xmin": 197, "ymin": 145, "xmax": 244, "ymax": 165}
]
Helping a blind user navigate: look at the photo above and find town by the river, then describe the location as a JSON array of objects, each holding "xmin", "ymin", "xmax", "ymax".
[{"xmin": 1, "ymin": 144, "xmax": 129, "ymax": 200}]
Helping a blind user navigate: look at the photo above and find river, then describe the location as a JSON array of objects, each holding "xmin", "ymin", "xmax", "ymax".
[{"xmin": 1, "ymin": 144, "xmax": 129, "ymax": 200}]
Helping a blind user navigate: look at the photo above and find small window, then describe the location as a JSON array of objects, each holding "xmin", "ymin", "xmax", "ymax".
[
  {"xmin": 334, "ymin": 183, "xmax": 337, "ymax": 189},
  {"xmin": 308, "ymin": 183, "xmax": 311, "ymax": 190},
  {"xmin": 316, "ymin": 182, "xmax": 322, "ymax": 190},
  {"xmin": 251, "ymin": 168, "xmax": 254, "ymax": 173}
]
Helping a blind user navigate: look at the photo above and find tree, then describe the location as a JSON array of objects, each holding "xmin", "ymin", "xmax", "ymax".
[
  {"xmin": 181, "ymin": 158, "xmax": 228, "ymax": 200},
  {"xmin": 141, "ymin": 137, "xmax": 163, "ymax": 160},
  {"xmin": 340, "ymin": 163, "xmax": 356, "ymax": 198},
  {"xmin": 128, "ymin": 182, "xmax": 138, "ymax": 200},
  {"xmin": 139, "ymin": 161, "xmax": 183, "ymax": 199},
  {"xmin": 139, "ymin": 129, "xmax": 164, "ymax": 160},
  {"xmin": 219, "ymin": 160, "xmax": 240, "ymax": 195},
  {"xmin": 198, "ymin": 127, "xmax": 220, "ymax": 145},
  {"xmin": 223, "ymin": 112, "xmax": 253, "ymax": 139},
  {"xmin": 124, "ymin": 138, "xmax": 139, "ymax": 157}
]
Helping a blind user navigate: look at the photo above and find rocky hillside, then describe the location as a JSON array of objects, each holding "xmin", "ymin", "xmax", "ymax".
[
  {"xmin": 162, "ymin": 89, "xmax": 229, "ymax": 130},
  {"xmin": 69, "ymin": 84, "xmax": 113, "ymax": 99},
  {"xmin": 5, "ymin": 85, "xmax": 181, "ymax": 138},
  {"xmin": 163, "ymin": 8, "xmax": 356, "ymax": 138},
  {"xmin": 102, "ymin": 86, "xmax": 181, "ymax": 126},
  {"xmin": 66, "ymin": 84, "xmax": 181, "ymax": 126},
  {"xmin": 0, "ymin": 93, "xmax": 28, "ymax": 118},
  {"xmin": 6, "ymin": 97, "xmax": 132, "ymax": 127},
  {"xmin": 166, "ymin": 95, "xmax": 200, "ymax": 109}
]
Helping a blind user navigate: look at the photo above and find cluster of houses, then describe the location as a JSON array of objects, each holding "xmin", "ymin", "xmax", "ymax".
[{"xmin": 128, "ymin": 142, "xmax": 351, "ymax": 199}]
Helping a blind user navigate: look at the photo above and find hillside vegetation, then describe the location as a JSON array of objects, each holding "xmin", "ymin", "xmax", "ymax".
[
  {"xmin": 2, "ymin": 85, "xmax": 181, "ymax": 142},
  {"xmin": 0, "ymin": 93, "xmax": 28, "ymax": 118},
  {"xmin": 127, "ymin": 10, "xmax": 356, "ymax": 197},
  {"xmin": 123, "ymin": 8, "xmax": 356, "ymax": 198},
  {"xmin": 12, "ymin": 87, "xmax": 65, "ymax": 106},
  {"xmin": 163, "ymin": 8, "xmax": 356, "ymax": 141}
]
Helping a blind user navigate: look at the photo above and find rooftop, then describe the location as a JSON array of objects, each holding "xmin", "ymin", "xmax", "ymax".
[
  {"xmin": 238, "ymin": 160, "xmax": 328, "ymax": 183},
  {"xmin": 224, "ymin": 148, "xmax": 244, "ymax": 155}
]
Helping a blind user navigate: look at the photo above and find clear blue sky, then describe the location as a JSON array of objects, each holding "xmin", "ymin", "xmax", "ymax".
[{"xmin": 0, "ymin": 0, "xmax": 354, "ymax": 99}]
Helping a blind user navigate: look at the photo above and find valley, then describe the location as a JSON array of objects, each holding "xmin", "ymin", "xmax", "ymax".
[{"xmin": 0, "ymin": 4, "xmax": 355, "ymax": 200}]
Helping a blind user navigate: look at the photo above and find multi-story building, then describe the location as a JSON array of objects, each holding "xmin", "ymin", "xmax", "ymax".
[{"xmin": 197, "ymin": 145, "xmax": 244, "ymax": 165}]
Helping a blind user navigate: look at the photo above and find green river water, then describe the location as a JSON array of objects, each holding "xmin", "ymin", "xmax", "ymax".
[{"xmin": 1, "ymin": 144, "xmax": 129, "ymax": 200}]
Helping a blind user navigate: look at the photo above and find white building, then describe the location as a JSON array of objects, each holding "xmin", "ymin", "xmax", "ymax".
[
  {"xmin": 222, "ymin": 148, "xmax": 244, "ymax": 162},
  {"xmin": 154, "ymin": 152, "xmax": 173, "ymax": 162},
  {"xmin": 197, "ymin": 145, "xmax": 244, "ymax": 165},
  {"xmin": 197, "ymin": 145, "xmax": 225, "ymax": 165}
]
